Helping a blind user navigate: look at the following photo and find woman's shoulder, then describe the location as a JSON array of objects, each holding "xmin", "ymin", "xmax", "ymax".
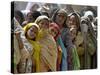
[
  {"xmin": 75, "ymin": 31, "xmax": 83, "ymax": 46},
  {"xmin": 61, "ymin": 27, "xmax": 70, "ymax": 35}
]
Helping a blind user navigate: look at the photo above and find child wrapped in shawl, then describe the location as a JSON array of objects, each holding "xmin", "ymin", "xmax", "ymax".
[
  {"xmin": 67, "ymin": 12, "xmax": 82, "ymax": 69},
  {"xmin": 70, "ymin": 27, "xmax": 80, "ymax": 70},
  {"xmin": 49, "ymin": 23, "xmax": 62, "ymax": 71},
  {"xmin": 35, "ymin": 15, "xmax": 57, "ymax": 72},
  {"xmin": 49, "ymin": 22, "xmax": 68, "ymax": 71},
  {"xmin": 23, "ymin": 23, "xmax": 41, "ymax": 72}
]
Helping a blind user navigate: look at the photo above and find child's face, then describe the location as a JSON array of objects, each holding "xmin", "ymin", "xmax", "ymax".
[
  {"xmin": 38, "ymin": 19, "xmax": 49, "ymax": 29},
  {"xmin": 70, "ymin": 28, "xmax": 77, "ymax": 40},
  {"xmin": 27, "ymin": 26, "xmax": 38, "ymax": 40},
  {"xmin": 49, "ymin": 27, "xmax": 58, "ymax": 37}
]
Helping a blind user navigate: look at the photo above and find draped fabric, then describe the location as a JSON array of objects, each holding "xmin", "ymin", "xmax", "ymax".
[
  {"xmin": 61, "ymin": 28, "xmax": 74, "ymax": 70},
  {"xmin": 37, "ymin": 29, "xmax": 58, "ymax": 71},
  {"xmin": 52, "ymin": 9, "xmax": 74, "ymax": 70},
  {"xmin": 72, "ymin": 45, "xmax": 80, "ymax": 70},
  {"xmin": 28, "ymin": 40, "xmax": 41, "ymax": 72},
  {"xmin": 14, "ymin": 34, "xmax": 21, "ymax": 73},
  {"xmin": 24, "ymin": 23, "xmax": 57, "ymax": 72},
  {"xmin": 57, "ymin": 36, "xmax": 68, "ymax": 71},
  {"xmin": 14, "ymin": 18, "xmax": 33, "ymax": 73},
  {"xmin": 23, "ymin": 23, "xmax": 41, "ymax": 72}
]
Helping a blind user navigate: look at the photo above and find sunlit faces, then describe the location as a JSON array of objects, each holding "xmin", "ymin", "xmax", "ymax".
[
  {"xmin": 38, "ymin": 19, "xmax": 49, "ymax": 29},
  {"xmin": 26, "ymin": 26, "xmax": 38, "ymax": 40},
  {"xmin": 55, "ymin": 12, "xmax": 66, "ymax": 26},
  {"xmin": 67, "ymin": 15, "xmax": 77, "ymax": 28},
  {"xmin": 49, "ymin": 27, "xmax": 59, "ymax": 37}
]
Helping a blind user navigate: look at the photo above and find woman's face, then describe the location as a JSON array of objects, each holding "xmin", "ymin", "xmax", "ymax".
[
  {"xmin": 27, "ymin": 13, "xmax": 34, "ymax": 22},
  {"xmin": 49, "ymin": 27, "xmax": 58, "ymax": 37},
  {"xmin": 55, "ymin": 13, "xmax": 66, "ymax": 26},
  {"xmin": 68, "ymin": 15, "xmax": 77, "ymax": 28},
  {"xmin": 27, "ymin": 26, "xmax": 38, "ymax": 39},
  {"xmin": 15, "ymin": 15, "xmax": 22, "ymax": 25},
  {"xmin": 38, "ymin": 19, "xmax": 49, "ymax": 29}
]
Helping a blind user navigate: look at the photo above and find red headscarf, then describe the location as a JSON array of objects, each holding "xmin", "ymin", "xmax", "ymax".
[{"xmin": 49, "ymin": 22, "xmax": 61, "ymax": 40}]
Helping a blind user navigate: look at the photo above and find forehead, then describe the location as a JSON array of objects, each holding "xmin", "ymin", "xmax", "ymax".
[
  {"xmin": 70, "ymin": 15, "xmax": 76, "ymax": 19},
  {"xmin": 30, "ymin": 25, "xmax": 38, "ymax": 30},
  {"xmin": 57, "ymin": 12, "xmax": 66, "ymax": 16},
  {"xmin": 56, "ymin": 10, "xmax": 67, "ymax": 18},
  {"xmin": 50, "ymin": 26, "xmax": 59, "ymax": 32},
  {"xmin": 39, "ymin": 19, "xmax": 49, "ymax": 23},
  {"xmin": 50, "ymin": 28, "xmax": 59, "ymax": 34}
]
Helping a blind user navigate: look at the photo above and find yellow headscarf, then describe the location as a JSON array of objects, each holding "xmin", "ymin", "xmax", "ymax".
[
  {"xmin": 34, "ymin": 15, "xmax": 50, "ymax": 40},
  {"xmin": 23, "ymin": 23, "xmax": 40, "ymax": 36},
  {"xmin": 23, "ymin": 23, "xmax": 41, "ymax": 72}
]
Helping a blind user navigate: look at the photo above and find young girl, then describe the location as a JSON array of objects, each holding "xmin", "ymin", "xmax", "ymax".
[
  {"xmin": 49, "ymin": 23, "xmax": 62, "ymax": 71},
  {"xmin": 67, "ymin": 12, "xmax": 83, "ymax": 69},
  {"xmin": 23, "ymin": 23, "xmax": 41, "ymax": 72},
  {"xmin": 49, "ymin": 23, "xmax": 68, "ymax": 71},
  {"xmin": 70, "ymin": 27, "xmax": 80, "ymax": 70}
]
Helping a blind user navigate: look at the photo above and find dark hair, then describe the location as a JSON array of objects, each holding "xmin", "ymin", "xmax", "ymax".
[
  {"xmin": 69, "ymin": 12, "xmax": 81, "ymax": 31},
  {"xmin": 41, "ymin": 11, "xmax": 50, "ymax": 18},
  {"xmin": 51, "ymin": 9, "xmax": 68, "ymax": 28},
  {"xmin": 27, "ymin": 11, "xmax": 41, "ymax": 22},
  {"xmin": 14, "ymin": 10, "xmax": 25, "ymax": 25},
  {"xmin": 80, "ymin": 6, "xmax": 97, "ymax": 17}
]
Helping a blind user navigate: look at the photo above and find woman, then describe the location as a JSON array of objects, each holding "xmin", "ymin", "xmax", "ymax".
[
  {"xmin": 80, "ymin": 16, "xmax": 96, "ymax": 69},
  {"xmin": 23, "ymin": 23, "xmax": 41, "ymax": 72},
  {"xmin": 35, "ymin": 15, "xmax": 57, "ymax": 72},
  {"xmin": 52, "ymin": 9, "xmax": 74, "ymax": 70},
  {"xmin": 67, "ymin": 12, "xmax": 80, "ymax": 30},
  {"xmin": 14, "ymin": 10, "xmax": 25, "ymax": 26}
]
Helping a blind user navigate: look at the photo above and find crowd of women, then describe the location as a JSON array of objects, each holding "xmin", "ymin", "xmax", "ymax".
[{"xmin": 11, "ymin": 2, "xmax": 97, "ymax": 73}]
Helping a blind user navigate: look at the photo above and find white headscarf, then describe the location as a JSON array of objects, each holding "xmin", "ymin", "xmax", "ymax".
[{"xmin": 84, "ymin": 11, "xmax": 94, "ymax": 18}]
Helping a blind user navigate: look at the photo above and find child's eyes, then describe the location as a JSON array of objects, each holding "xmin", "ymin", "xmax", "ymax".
[
  {"xmin": 54, "ymin": 32, "xmax": 57, "ymax": 35},
  {"xmin": 51, "ymin": 29, "xmax": 55, "ymax": 33},
  {"xmin": 30, "ymin": 29, "xmax": 34, "ymax": 32},
  {"xmin": 51, "ymin": 29, "xmax": 57, "ymax": 35}
]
